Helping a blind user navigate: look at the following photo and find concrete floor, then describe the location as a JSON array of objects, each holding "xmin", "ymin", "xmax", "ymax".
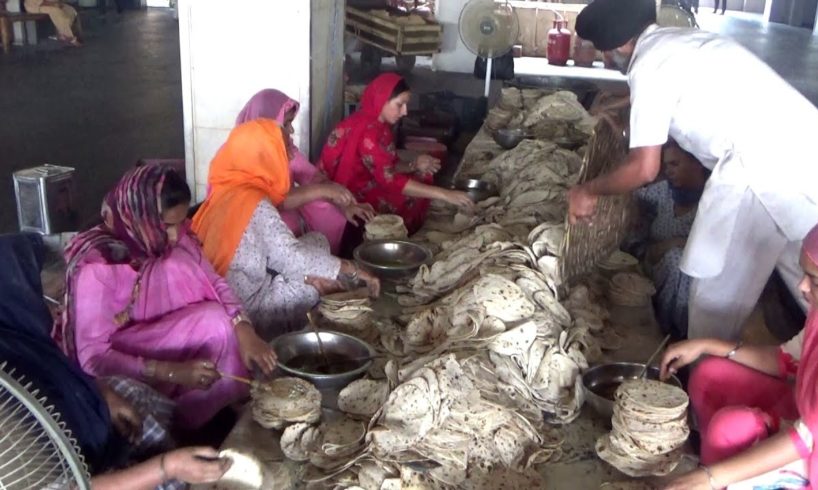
[
  {"xmin": 0, "ymin": 8, "xmax": 183, "ymax": 233},
  {"xmin": 2, "ymin": 7, "xmax": 818, "ymax": 233}
]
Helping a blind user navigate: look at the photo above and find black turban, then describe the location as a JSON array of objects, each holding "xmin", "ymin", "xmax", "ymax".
[{"xmin": 575, "ymin": 0, "xmax": 657, "ymax": 51}]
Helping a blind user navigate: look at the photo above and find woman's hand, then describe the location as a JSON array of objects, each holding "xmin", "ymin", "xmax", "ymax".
[
  {"xmin": 163, "ymin": 360, "xmax": 220, "ymax": 390},
  {"xmin": 318, "ymin": 183, "xmax": 355, "ymax": 208},
  {"xmin": 661, "ymin": 468, "xmax": 712, "ymax": 490},
  {"xmin": 344, "ymin": 203, "xmax": 377, "ymax": 225},
  {"xmin": 165, "ymin": 447, "xmax": 232, "ymax": 483},
  {"xmin": 234, "ymin": 322, "xmax": 277, "ymax": 376},
  {"xmin": 357, "ymin": 267, "xmax": 381, "ymax": 298},
  {"xmin": 305, "ymin": 275, "xmax": 344, "ymax": 296},
  {"xmin": 414, "ymin": 155, "xmax": 441, "ymax": 176},
  {"xmin": 440, "ymin": 189, "xmax": 476, "ymax": 211},
  {"xmin": 98, "ymin": 383, "xmax": 143, "ymax": 444},
  {"xmin": 660, "ymin": 339, "xmax": 719, "ymax": 380}
]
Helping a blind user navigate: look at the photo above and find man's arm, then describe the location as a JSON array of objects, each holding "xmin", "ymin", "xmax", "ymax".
[{"xmin": 567, "ymin": 145, "xmax": 662, "ymax": 224}]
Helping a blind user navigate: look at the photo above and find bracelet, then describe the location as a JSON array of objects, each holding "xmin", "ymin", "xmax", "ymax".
[
  {"xmin": 726, "ymin": 340, "xmax": 744, "ymax": 359},
  {"xmin": 231, "ymin": 312, "xmax": 250, "ymax": 328},
  {"xmin": 159, "ymin": 453, "xmax": 169, "ymax": 482},
  {"xmin": 700, "ymin": 464, "xmax": 721, "ymax": 489},
  {"xmin": 350, "ymin": 263, "xmax": 359, "ymax": 283},
  {"xmin": 144, "ymin": 359, "xmax": 157, "ymax": 379}
]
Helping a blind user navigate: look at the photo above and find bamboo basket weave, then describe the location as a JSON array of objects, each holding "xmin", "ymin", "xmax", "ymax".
[{"xmin": 559, "ymin": 117, "xmax": 633, "ymax": 285}]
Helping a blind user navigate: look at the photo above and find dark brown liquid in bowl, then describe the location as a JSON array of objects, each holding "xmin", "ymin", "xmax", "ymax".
[
  {"xmin": 592, "ymin": 381, "xmax": 623, "ymax": 401},
  {"xmin": 285, "ymin": 353, "xmax": 364, "ymax": 375}
]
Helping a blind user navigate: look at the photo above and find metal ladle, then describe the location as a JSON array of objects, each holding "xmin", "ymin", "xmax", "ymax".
[{"xmin": 638, "ymin": 334, "xmax": 672, "ymax": 379}]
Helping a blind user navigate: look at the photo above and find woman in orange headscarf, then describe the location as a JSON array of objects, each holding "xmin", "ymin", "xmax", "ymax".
[
  {"xmin": 192, "ymin": 119, "xmax": 380, "ymax": 339},
  {"xmin": 320, "ymin": 73, "xmax": 474, "ymax": 234}
]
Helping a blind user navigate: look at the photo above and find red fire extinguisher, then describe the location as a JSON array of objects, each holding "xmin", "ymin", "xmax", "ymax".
[{"xmin": 547, "ymin": 17, "xmax": 571, "ymax": 66}]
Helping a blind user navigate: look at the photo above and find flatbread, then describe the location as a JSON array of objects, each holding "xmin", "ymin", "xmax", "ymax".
[{"xmin": 218, "ymin": 449, "xmax": 264, "ymax": 490}]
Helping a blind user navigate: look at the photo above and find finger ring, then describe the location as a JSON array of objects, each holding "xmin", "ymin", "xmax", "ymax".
[{"xmin": 200, "ymin": 376, "xmax": 207, "ymax": 384}]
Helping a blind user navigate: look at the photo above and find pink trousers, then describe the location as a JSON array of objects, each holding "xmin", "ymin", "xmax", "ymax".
[
  {"xmin": 690, "ymin": 356, "xmax": 798, "ymax": 464},
  {"xmin": 279, "ymin": 200, "xmax": 347, "ymax": 255}
]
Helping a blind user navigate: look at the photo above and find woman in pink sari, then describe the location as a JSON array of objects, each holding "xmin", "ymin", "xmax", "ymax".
[
  {"xmin": 660, "ymin": 222, "xmax": 818, "ymax": 489},
  {"xmin": 55, "ymin": 165, "xmax": 276, "ymax": 430},
  {"xmin": 236, "ymin": 89, "xmax": 376, "ymax": 254}
]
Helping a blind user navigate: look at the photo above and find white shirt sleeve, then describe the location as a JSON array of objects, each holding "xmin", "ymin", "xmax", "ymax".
[{"xmin": 628, "ymin": 61, "xmax": 682, "ymax": 149}]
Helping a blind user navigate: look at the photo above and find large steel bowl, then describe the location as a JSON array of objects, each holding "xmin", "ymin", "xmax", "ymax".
[
  {"xmin": 492, "ymin": 127, "xmax": 527, "ymax": 149},
  {"xmin": 272, "ymin": 330, "xmax": 374, "ymax": 408},
  {"xmin": 581, "ymin": 362, "xmax": 683, "ymax": 420},
  {"xmin": 354, "ymin": 239, "xmax": 432, "ymax": 281},
  {"xmin": 452, "ymin": 178, "xmax": 499, "ymax": 203}
]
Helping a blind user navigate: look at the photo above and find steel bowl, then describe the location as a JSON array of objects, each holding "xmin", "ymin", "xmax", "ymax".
[
  {"xmin": 272, "ymin": 330, "xmax": 375, "ymax": 408},
  {"xmin": 452, "ymin": 178, "xmax": 499, "ymax": 203},
  {"xmin": 492, "ymin": 127, "xmax": 527, "ymax": 150},
  {"xmin": 354, "ymin": 239, "xmax": 433, "ymax": 281},
  {"xmin": 581, "ymin": 362, "xmax": 683, "ymax": 420}
]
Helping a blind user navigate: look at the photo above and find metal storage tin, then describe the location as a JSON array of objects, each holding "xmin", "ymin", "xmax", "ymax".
[{"xmin": 13, "ymin": 164, "xmax": 78, "ymax": 234}]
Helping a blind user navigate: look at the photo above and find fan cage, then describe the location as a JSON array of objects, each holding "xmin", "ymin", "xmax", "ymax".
[{"xmin": 0, "ymin": 363, "xmax": 90, "ymax": 490}]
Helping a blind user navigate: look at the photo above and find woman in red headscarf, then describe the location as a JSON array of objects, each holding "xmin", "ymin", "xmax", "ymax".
[
  {"xmin": 320, "ymin": 73, "xmax": 473, "ymax": 234},
  {"xmin": 660, "ymin": 223, "xmax": 818, "ymax": 489}
]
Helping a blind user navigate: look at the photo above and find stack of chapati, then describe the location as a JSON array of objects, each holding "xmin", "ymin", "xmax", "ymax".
[
  {"xmin": 365, "ymin": 214, "xmax": 408, "ymax": 241},
  {"xmin": 607, "ymin": 272, "xmax": 656, "ymax": 307},
  {"xmin": 596, "ymin": 379, "xmax": 689, "ymax": 477},
  {"xmin": 598, "ymin": 250, "xmax": 639, "ymax": 272},
  {"xmin": 317, "ymin": 290, "xmax": 378, "ymax": 343},
  {"xmin": 251, "ymin": 377, "xmax": 322, "ymax": 430}
]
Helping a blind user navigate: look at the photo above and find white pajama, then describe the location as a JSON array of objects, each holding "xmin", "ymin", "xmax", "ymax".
[
  {"xmin": 627, "ymin": 25, "xmax": 818, "ymax": 339},
  {"xmin": 686, "ymin": 187, "xmax": 806, "ymax": 339}
]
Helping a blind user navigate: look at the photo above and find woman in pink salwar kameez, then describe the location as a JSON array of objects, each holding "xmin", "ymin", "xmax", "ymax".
[
  {"xmin": 235, "ymin": 89, "xmax": 375, "ymax": 254},
  {"xmin": 54, "ymin": 165, "xmax": 277, "ymax": 430}
]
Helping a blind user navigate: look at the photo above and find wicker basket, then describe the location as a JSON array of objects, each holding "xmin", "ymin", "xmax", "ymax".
[{"xmin": 560, "ymin": 116, "xmax": 633, "ymax": 286}]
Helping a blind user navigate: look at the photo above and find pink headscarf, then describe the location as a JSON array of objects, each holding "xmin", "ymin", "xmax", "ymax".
[
  {"xmin": 235, "ymin": 89, "xmax": 299, "ymax": 127},
  {"xmin": 796, "ymin": 223, "xmax": 818, "ymax": 485}
]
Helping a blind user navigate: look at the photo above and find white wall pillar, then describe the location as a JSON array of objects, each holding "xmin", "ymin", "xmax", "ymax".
[
  {"xmin": 178, "ymin": 0, "xmax": 344, "ymax": 201},
  {"xmin": 433, "ymin": 0, "xmax": 473, "ymax": 73}
]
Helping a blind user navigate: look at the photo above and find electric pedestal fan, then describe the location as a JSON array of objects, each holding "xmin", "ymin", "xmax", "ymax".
[
  {"xmin": 458, "ymin": 0, "xmax": 520, "ymax": 110},
  {"xmin": 0, "ymin": 363, "xmax": 91, "ymax": 489}
]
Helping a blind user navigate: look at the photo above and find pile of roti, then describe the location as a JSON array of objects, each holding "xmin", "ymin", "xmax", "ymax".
[
  {"xmin": 596, "ymin": 379, "xmax": 690, "ymax": 477},
  {"xmin": 317, "ymin": 289, "xmax": 378, "ymax": 343},
  {"xmin": 365, "ymin": 214, "xmax": 408, "ymax": 241},
  {"xmin": 251, "ymin": 377, "xmax": 321, "ymax": 430},
  {"xmin": 607, "ymin": 272, "xmax": 656, "ymax": 307}
]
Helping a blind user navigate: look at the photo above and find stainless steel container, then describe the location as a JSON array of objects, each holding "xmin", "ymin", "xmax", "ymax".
[
  {"xmin": 271, "ymin": 330, "xmax": 375, "ymax": 409},
  {"xmin": 13, "ymin": 165, "xmax": 78, "ymax": 234},
  {"xmin": 581, "ymin": 362, "xmax": 683, "ymax": 420}
]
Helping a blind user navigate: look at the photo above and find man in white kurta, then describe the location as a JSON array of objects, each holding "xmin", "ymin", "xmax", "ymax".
[{"xmin": 570, "ymin": 0, "xmax": 818, "ymax": 340}]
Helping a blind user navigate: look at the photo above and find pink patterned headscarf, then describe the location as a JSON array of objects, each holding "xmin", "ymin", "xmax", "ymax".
[
  {"xmin": 235, "ymin": 89, "xmax": 299, "ymax": 127},
  {"xmin": 55, "ymin": 165, "xmax": 192, "ymax": 359}
]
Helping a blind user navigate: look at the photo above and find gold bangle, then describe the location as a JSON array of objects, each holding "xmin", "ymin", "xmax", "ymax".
[
  {"xmin": 143, "ymin": 359, "xmax": 157, "ymax": 379},
  {"xmin": 231, "ymin": 313, "xmax": 249, "ymax": 328}
]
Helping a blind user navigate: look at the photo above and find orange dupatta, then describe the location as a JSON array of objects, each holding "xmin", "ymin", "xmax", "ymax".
[{"xmin": 191, "ymin": 119, "xmax": 291, "ymax": 275}]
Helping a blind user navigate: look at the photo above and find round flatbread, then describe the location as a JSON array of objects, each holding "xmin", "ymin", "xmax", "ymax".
[
  {"xmin": 338, "ymin": 379, "xmax": 390, "ymax": 418},
  {"xmin": 218, "ymin": 449, "xmax": 264, "ymax": 490}
]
